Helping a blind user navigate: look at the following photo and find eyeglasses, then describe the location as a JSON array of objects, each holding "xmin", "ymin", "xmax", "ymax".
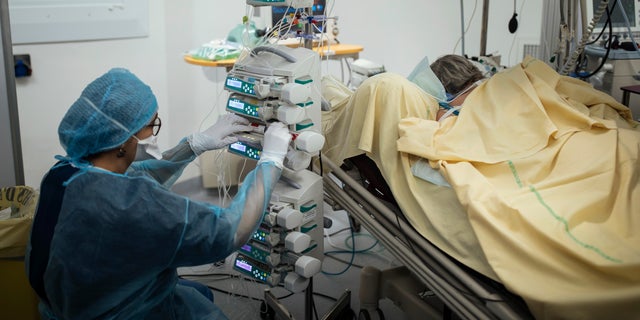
[{"xmin": 147, "ymin": 116, "xmax": 162, "ymax": 136}]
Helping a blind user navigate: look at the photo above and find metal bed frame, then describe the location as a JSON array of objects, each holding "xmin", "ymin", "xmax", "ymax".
[{"xmin": 321, "ymin": 157, "xmax": 534, "ymax": 320}]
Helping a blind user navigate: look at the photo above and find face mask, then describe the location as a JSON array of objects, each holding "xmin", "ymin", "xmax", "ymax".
[{"xmin": 133, "ymin": 135, "xmax": 162, "ymax": 161}]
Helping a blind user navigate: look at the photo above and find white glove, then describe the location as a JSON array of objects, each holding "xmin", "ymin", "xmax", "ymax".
[
  {"xmin": 188, "ymin": 114, "xmax": 252, "ymax": 155},
  {"xmin": 258, "ymin": 122, "xmax": 291, "ymax": 169}
]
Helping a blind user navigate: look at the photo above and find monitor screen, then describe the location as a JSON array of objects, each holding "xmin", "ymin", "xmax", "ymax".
[
  {"xmin": 271, "ymin": 0, "xmax": 327, "ymax": 36},
  {"xmin": 591, "ymin": 0, "xmax": 638, "ymax": 30}
]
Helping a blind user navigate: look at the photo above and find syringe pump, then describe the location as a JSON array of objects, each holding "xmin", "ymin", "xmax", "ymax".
[{"xmin": 223, "ymin": 44, "xmax": 325, "ymax": 293}]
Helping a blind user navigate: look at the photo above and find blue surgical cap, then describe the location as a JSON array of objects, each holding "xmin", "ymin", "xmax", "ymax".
[{"xmin": 58, "ymin": 68, "xmax": 158, "ymax": 160}]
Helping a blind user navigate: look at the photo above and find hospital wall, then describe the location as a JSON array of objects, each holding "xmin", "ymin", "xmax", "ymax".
[{"xmin": 10, "ymin": 0, "xmax": 543, "ymax": 188}]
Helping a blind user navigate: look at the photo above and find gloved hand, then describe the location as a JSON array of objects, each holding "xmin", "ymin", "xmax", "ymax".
[
  {"xmin": 258, "ymin": 122, "xmax": 291, "ymax": 169},
  {"xmin": 188, "ymin": 113, "xmax": 253, "ymax": 155}
]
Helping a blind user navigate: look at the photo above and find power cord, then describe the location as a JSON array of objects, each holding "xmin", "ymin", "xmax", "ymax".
[{"xmin": 322, "ymin": 233, "xmax": 379, "ymax": 275}]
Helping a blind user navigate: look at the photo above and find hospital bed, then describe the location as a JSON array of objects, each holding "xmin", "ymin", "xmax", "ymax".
[
  {"xmin": 322, "ymin": 155, "xmax": 533, "ymax": 320},
  {"xmin": 317, "ymin": 57, "xmax": 640, "ymax": 320}
]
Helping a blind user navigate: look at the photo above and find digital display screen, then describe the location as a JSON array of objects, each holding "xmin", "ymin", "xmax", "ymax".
[
  {"xmin": 226, "ymin": 78, "xmax": 242, "ymax": 89},
  {"xmin": 230, "ymin": 142, "xmax": 247, "ymax": 152},
  {"xmin": 241, "ymin": 244, "xmax": 252, "ymax": 252},
  {"xmin": 593, "ymin": 0, "xmax": 636, "ymax": 28},
  {"xmin": 235, "ymin": 259, "xmax": 253, "ymax": 272},
  {"xmin": 228, "ymin": 99, "xmax": 244, "ymax": 110}
]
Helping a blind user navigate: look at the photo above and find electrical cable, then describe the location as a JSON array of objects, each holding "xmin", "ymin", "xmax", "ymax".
[
  {"xmin": 453, "ymin": 0, "xmax": 478, "ymax": 54},
  {"xmin": 191, "ymin": 275, "xmax": 346, "ymax": 319},
  {"xmin": 278, "ymin": 292, "xmax": 296, "ymax": 300},
  {"xmin": 325, "ymin": 226, "xmax": 350, "ymax": 237},
  {"xmin": 323, "ymin": 252, "xmax": 365, "ymax": 269},
  {"xmin": 394, "ymin": 208, "xmax": 416, "ymax": 254},
  {"xmin": 584, "ymin": 24, "xmax": 613, "ymax": 77},
  {"xmin": 179, "ymin": 272, "xmax": 255, "ymax": 283},
  {"xmin": 321, "ymin": 221, "xmax": 356, "ymax": 276},
  {"xmin": 322, "ymin": 236, "xmax": 379, "ymax": 274},
  {"xmin": 324, "ymin": 226, "xmax": 345, "ymax": 249},
  {"xmin": 342, "ymin": 233, "xmax": 378, "ymax": 252},
  {"xmin": 587, "ymin": 1, "xmax": 613, "ymax": 45},
  {"xmin": 179, "ymin": 273, "xmax": 264, "ymax": 302},
  {"xmin": 181, "ymin": 273, "xmax": 299, "ymax": 301},
  {"xmin": 580, "ymin": 1, "xmax": 615, "ymax": 78},
  {"xmin": 507, "ymin": 0, "xmax": 527, "ymax": 66},
  {"xmin": 561, "ymin": 0, "xmax": 611, "ymax": 75},
  {"xmin": 324, "ymin": 224, "xmax": 379, "ymax": 252},
  {"xmin": 324, "ymin": 234, "xmax": 392, "ymax": 270},
  {"xmin": 206, "ymin": 284, "xmax": 265, "ymax": 302},
  {"xmin": 179, "ymin": 248, "xmax": 352, "ymax": 307}
]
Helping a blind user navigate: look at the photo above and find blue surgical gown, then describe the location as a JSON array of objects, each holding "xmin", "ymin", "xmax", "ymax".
[{"xmin": 26, "ymin": 140, "xmax": 281, "ymax": 319}]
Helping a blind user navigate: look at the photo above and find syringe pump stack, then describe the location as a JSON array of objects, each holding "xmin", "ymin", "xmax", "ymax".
[{"xmin": 222, "ymin": 43, "xmax": 325, "ymax": 292}]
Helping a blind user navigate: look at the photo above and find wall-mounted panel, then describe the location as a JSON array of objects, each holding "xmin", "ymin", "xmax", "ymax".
[{"xmin": 9, "ymin": 0, "xmax": 148, "ymax": 44}]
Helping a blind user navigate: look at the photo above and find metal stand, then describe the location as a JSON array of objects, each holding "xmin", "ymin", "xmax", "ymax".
[
  {"xmin": 304, "ymin": 7, "xmax": 313, "ymax": 49},
  {"xmin": 262, "ymin": 278, "xmax": 352, "ymax": 320},
  {"xmin": 0, "ymin": 0, "xmax": 25, "ymax": 187},
  {"xmin": 480, "ymin": 0, "xmax": 489, "ymax": 56}
]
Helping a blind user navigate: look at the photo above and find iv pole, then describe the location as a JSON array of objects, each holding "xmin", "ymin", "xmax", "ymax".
[
  {"xmin": 461, "ymin": 0, "xmax": 490, "ymax": 57},
  {"xmin": 480, "ymin": 0, "xmax": 489, "ymax": 56},
  {"xmin": 0, "ymin": 0, "xmax": 25, "ymax": 187},
  {"xmin": 304, "ymin": 7, "xmax": 313, "ymax": 49},
  {"xmin": 249, "ymin": 2, "xmax": 353, "ymax": 319}
]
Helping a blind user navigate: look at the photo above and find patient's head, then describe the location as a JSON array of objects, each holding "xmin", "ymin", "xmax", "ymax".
[{"xmin": 430, "ymin": 55, "xmax": 484, "ymax": 98}]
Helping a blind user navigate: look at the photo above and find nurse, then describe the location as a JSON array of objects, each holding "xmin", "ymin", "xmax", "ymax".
[{"xmin": 26, "ymin": 68, "xmax": 291, "ymax": 319}]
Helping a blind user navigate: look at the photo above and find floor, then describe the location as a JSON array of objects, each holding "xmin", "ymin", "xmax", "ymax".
[{"xmin": 172, "ymin": 176, "xmax": 411, "ymax": 320}]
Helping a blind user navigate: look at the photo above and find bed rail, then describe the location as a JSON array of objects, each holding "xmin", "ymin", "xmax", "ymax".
[{"xmin": 321, "ymin": 157, "xmax": 533, "ymax": 320}]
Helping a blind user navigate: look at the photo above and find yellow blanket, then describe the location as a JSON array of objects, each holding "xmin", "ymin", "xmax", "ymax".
[
  {"xmin": 321, "ymin": 74, "xmax": 499, "ymax": 281},
  {"xmin": 397, "ymin": 57, "xmax": 640, "ymax": 319}
]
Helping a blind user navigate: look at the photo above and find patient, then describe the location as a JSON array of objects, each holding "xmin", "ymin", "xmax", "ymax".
[
  {"xmin": 320, "ymin": 55, "xmax": 489, "ymax": 264},
  {"xmin": 429, "ymin": 54, "xmax": 486, "ymax": 120},
  {"xmin": 323, "ymin": 53, "xmax": 640, "ymax": 320}
]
